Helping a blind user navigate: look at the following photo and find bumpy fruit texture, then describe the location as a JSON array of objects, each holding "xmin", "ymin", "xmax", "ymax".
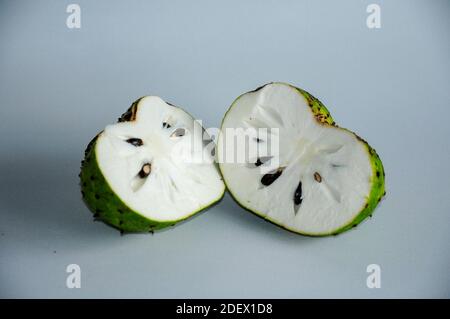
[
  {"xmin": 80, "ymin": 96, "xmax": 225, "ymax": 233},
  {"xmin": 218, "ymin": 82, "xmax": 386, "ymax": 236}
]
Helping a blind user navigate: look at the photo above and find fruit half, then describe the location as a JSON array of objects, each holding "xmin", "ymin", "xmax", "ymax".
[
  {"xmin": 218, "ymin": 83, "xmax": 385, "ymax": 236},
  {"xmin": 80, "ymin": 96, "xmax": 225, "ymax": 232}
]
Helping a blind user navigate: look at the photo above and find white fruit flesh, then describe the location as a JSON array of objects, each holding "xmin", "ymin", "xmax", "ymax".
[
  {"xmin": 95, "ymin": 96, "xmax": 225, "ymax": 222},
  {"xmin": 218, "ymin": 83, "xmax": 373, "ymax": 235}
]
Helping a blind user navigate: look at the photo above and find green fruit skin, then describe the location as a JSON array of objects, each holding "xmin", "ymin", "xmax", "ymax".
[
  {"xmin": 220, "ymin": 82, "xmax": 386, "ymax": 236},
  {"xmin": 80, "ymin": 135, "xmax": 174, "ymax": 232},
  {"xmin": 80, "ymin": 99, "xmax": 225, "ymax": 233}
]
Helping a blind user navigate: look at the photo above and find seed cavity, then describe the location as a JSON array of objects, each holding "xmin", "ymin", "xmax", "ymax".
[
  {"xmin": 314, "ymin": 172, "xmax": 322, "ymax": 183},
  {"xmin": 261, "ymin": 168, "xmax": 284, "ymax": 186},
  {"xmin": 131, "ymin": 162, "xmax": 152, "ymax": 192},
  {"xmin": 170, "ymin": 128, "xmax": 186, "ymax": 138},
  {"xmin": 294, "ymin": 181, "xmax": 303, "ymax": 206},
  {"xmin": 253, "ymin": 156, "xmax": 272, "ymax": 167},
  {"xmin": 126, "ymin": 138, "xmax": 143, "ymax": 147}
]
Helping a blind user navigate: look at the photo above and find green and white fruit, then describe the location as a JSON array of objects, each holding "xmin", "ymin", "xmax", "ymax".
[
  {"xmin": 218, "ymin": 82, "xmax": 385, "ymax": 236},
  {"xmin": 80, "ymin": 96, "xmax": 225, "ymax": 233}
]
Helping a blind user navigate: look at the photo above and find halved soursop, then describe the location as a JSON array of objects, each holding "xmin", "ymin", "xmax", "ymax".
[
  {"xmin": 80, "ymin": 96, "xmax": 225, "ymax": 233},
  {"xmin": 217, "ymin": 82, "xmax": 385, "ymax": 236}
]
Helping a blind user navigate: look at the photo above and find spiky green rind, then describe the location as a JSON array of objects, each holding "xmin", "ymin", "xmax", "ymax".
[
  {"xmin": 219, "ymin": 82, "xmax": 386, "ymax": 236},
  {"xmin": 80, "ymin": 135, "xmax": 226, "ymax": 233}
]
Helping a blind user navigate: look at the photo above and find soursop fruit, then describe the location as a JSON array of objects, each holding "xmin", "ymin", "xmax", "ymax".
[
  {"xmin": 80, "ymin": 96, "xmax": 225, "ymax": 233},
  {"xmin": 217, "ymin": 82, "xmax": 385, "ymax": 236}
]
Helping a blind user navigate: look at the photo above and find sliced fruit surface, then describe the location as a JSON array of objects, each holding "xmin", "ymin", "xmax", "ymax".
[
  {"xmin": 218, "ymin": 83, "xmax": 385, "ymax": 236},
  {"xmin": 80, "ymin": 96, "xmax": 225, "ymax": 232}
]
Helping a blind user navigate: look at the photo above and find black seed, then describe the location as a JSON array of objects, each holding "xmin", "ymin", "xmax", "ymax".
[
  {"xmin": 149, "ymin": 229, "xmax": 154, "ymax": 234},
  {"xmin": 119, "ymin": 221, "xmax": 123, "ymax": 225},
  {"xmin": 383, "ymin": 191, "xmax": 386, "ymax": 196},
  {"xmin": 352, "ymin": 224, "xmax": 357, "ymax": 228},
  {"xmin": 81, "ymin": 190, "xmax": 85, "ymax": 197},
  {"xmin": 293, "ymin": 181, "xmax": 303, "ymax": 205},
  {"xmin": 126, "ymin": 138, "xmax": 143, "ymax": 147},
  {"xmin": 369, "ymin": 214, "xmax": 372, "ymax": 218},
  {"xmin": 138, "ymin": 163, "xmax": 151, "ymax": 178},
  {"xmin": 120, "ymin": 230, "xmax": 124, "ymax": 236},
  {"xmin": 255, "ymin": 158, "xmax": 263, "ymax": 167},
  {"xmin": 83, "ymin": 182, "xmax": 86, "ymax": 187},
  {"xmin": 261, "ymin": 169, "xmax": 283, "ymax": 186},
  {"xmin": 376, "ymin": 171, "xmax": 380, "ymax": 178},
  {"xmin": 162, "ymin": 122, "xmax": 172, "ymax": 129},
  {"xmin": 118, "ymin": 208, "xmax": 124, "ymax": 214},
  {"xmin": 93, "ymin": 213, "xmax": 99, "ymax": 218},
  {"xmin": 365, "ymin": 203, "xmax": 369, "ymax": 208},
  {"xmin": 95, "ymin": 194, "xmax": 100, "ymax": 200},
  {"xmin": 255, "ymin": 138, "xmax": 262, "ymax": 143},
  {"xmin": 90, "ymin": 175, "xmax": 95, "ymax": 181}
]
